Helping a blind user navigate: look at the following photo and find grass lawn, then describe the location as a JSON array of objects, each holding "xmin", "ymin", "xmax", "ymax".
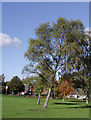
[{"xmin": 2, "ymin": 95, "xmax": 91, "ymax": 118}]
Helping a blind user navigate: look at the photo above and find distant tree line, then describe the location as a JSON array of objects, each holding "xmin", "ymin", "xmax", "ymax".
[{"xmin": 0, "ymin": 74, "xmax": 24, "ymax": 95}]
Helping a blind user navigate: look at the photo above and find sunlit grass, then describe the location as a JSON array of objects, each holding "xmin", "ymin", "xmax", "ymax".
[{"xmin": 2, "ymin": 95, "xmax": 91, "ymax": 118}]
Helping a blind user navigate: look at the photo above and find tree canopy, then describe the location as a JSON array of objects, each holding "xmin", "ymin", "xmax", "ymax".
[{"xmin": 23, "ymin": 17, "xmax": 91, "ymax": 108}]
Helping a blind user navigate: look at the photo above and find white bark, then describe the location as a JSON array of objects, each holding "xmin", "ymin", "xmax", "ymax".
[
  {"xmin": 86, "ymin": 97, "xmax": 88, "ymax": 108},
  {"xmin": 44, "ymin": 88, "xmax": 51, "ymax": 109},
  {"xmin": 37, "ymin": 93, "xmax": 40, "ymax": 105}
]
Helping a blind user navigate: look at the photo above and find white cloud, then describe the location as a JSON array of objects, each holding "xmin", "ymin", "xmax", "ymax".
[
  {"xmin": 13, "ymin": 37, "xmax": 22, "ymax": 49},
  {"xmin": 85, "ymin": 28, "xmax": 91, "ymax": 36},
  {"xmin": 0, "ymin": 33, "xmax": 22, "ymax": 49},
  {"xmin": 85, "ymin": 28, "xmax": 90, "ymax": 32},
  {"xmin": 85, "ymin": 27, "xmax": 91, "ymax": 32}
]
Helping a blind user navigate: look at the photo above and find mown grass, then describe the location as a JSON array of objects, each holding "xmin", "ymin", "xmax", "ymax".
[{"xmin": 2, "ymin": 95, "xmax": 91, "ymax": 118}]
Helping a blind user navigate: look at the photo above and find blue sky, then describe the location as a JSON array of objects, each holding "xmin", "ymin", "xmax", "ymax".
[{"xmin": 1, "ymin": 2, "xmax": 89, "ymax": 81}]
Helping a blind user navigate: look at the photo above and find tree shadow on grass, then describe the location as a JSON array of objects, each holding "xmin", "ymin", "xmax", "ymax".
[
  {"xmin": 69, "ymin": 100, "xmax": 86, "ymax": 102},
  {"xmin": 68, "ymin": 105, "xmax": 91, "ymax": 109},
  {"xmin": 48, "ymin": 105, "xmax": 91, "ymax": 110},
  {"xmin": 53, "ymin": 102, "xmax": 78, "ymax": 105},
  {"xmin": 51, "ymin": 102, "xmax": 91, "ymax": 109},
  {"xmin": 27, "ymin": 109, "xmax": 40, "ymax": 111}
]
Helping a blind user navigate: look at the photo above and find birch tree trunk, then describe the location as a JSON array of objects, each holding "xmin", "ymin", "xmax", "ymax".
[
  {"xmin": 44, "ymin": 88, "xmax": 51, "ymax": 109},
  {"xmin": 86, "ymin": 96, "xmax": 88, "ymax": 108},
  {"xmin": 86, "ymin": 89, "xmax": 90, "ymax": 108},
  {"xmin": 37, "ymin": 93, "xmax": 40, "ymax": 105},
  {"xmin": 51, "ymin": 86, "xmax": 55, "ymax": 99}
]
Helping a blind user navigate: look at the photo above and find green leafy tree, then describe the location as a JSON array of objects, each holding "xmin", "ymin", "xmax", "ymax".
[
  {"xmin": 23, "ymin": 17, "xmax": 89, "ymax": 109},
  {"xmin": 22, "ymin": 77, "xmax": 33, "ymax": 85},
  {"xmin": 0, "ymin": 74, "xmax": 6, "ymax": 94},
  {"xmin": 60, "ymin": 21, "xmax": 91, "ymax": 107},
  {"xmin": 9, "ymin": 76, "xmax": 24, "ymax": 94},
  {"xmin": 5, "ymin": 81, "xmax": 11, "ymax": 94},
  {"xmin": 82, "ymin": 31, "xmax": 91, "ymax": 106}
]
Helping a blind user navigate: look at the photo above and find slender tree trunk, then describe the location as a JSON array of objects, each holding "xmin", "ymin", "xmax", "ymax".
[
  {"xmin": 86, "ymin": 89, "xmax": 90, "ymax": 108},
  {"xmin": 63, "ymin": 95, "xmax": 65, "ymax": 102},
  {"xmin": 37, "ymin": 93, "xmax": 40, "ymax": 105},
  {"xmin": 44, "ymin": 88, "xmax": 51, "ymax": 109},
  {"xmin": 86, "ymin": 96, "xmax": 88, "ymax": 108},
  {"xmin": 51, "ymin": 86, "xmax": 55, "ymax": 99},
  {"xmin": 62, "ymin": 94, "xmax": 65, "ymax": 102}
]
